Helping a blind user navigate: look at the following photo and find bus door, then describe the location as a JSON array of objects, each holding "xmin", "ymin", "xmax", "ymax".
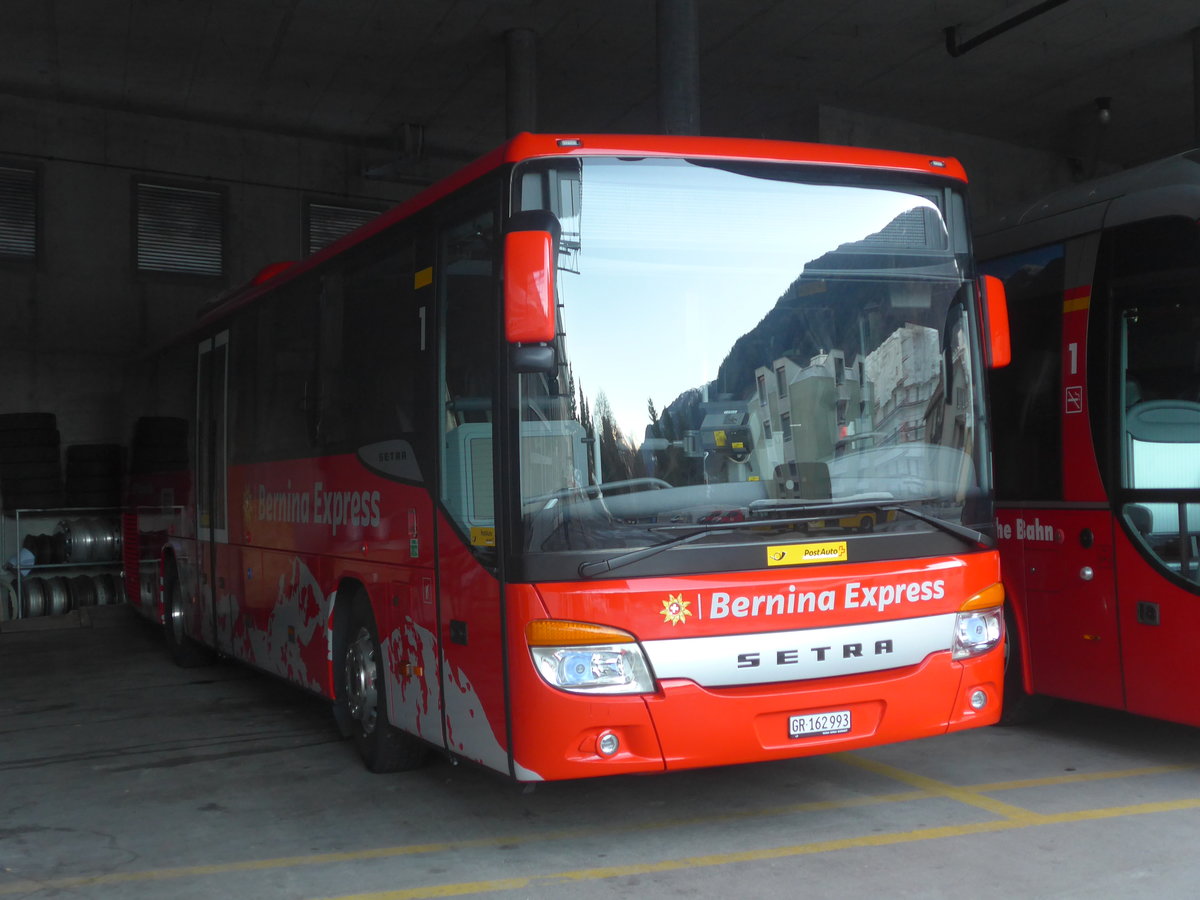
[
  {"xmin": 1015, "ymin": 505, "xmax": 1121, "ymax": 707},
  {"xmin": 196, "ymin": 330, "xmax": 231, "ymax": 653},
  {"xmin": 988, "ymin": 236, "xmax": 1123, "ymax": 708},
  {"xmin": 435, "ymin": 200, "xmax": 512, "ymax": 775},
  {"xmin": 1041, "ymin": 241, "xmax": 1124, "ymax": 710},
  {"xmin": 1105, "ymin": 220, "xmax": 1200, "ymax": 721}
]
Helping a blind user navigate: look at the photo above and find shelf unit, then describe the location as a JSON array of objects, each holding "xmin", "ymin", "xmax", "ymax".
[{"xmin": 2, "ymin": 507, "xmax": 125, "ymax": 620}]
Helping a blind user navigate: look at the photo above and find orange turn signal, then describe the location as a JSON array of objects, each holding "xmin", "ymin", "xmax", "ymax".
[
  {"xmin": 959, "ymin": 582, "xmax": 1005, "ymax": 611},
  {"xmin": 525, "ymin": 620, "xmax": 636, "ymax": 647}
]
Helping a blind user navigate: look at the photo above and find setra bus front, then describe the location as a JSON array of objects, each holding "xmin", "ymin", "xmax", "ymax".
[{"xmin": 488, "ymin": 142, "xmax": 1010, "ymax": 780}]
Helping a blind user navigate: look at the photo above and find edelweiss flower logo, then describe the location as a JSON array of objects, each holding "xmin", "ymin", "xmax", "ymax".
[{"xmin": 660, "ymin": 594, "xmax": 692, "ymax": 626}]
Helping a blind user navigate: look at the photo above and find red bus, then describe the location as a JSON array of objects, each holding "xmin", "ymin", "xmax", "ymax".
[
  {"xmin": 123, "ymin": 133, "xmax": 1010, "ymax": 780},
  {"xmin": 978, "ymin": 151, "xmax": 1200, "ymax": 725}
]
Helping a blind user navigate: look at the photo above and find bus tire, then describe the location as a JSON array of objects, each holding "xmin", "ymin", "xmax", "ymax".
[
  {"xmin": 999, "ymin": 607, "xmax": 1051, "ymax": 725},
  {"xmin": 163, "ymin": 569, "xmax": 215, "ymax": 668},
  {"xmin": 339, "ymin": 601, "xmax": 427, "ymax": 773}
]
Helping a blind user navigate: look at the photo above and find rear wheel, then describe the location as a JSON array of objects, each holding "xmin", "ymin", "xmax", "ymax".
[
  {"xmin": 339, "ymin": 602, "xmax": 427, "ymax": 773},
  {"xmin": 162, "ymin": 570, "xmax": 215, "ymax": 668}
]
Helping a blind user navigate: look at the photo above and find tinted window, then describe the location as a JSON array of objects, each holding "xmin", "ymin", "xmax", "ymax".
[
  {"xmin": 316, "ymin": 234, "xmax": 427, "ymax": 461},
  {"xmin": 231, "ymin": 277, "xmax": 320, "ymax": 460},
  {"xmin": 981, "ymin": 244, "xmax": 1065, "ymax": 500}
]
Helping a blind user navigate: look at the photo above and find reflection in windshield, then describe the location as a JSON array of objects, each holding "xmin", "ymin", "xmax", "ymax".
[{"xmin": 515, "ymin": 157, "xmax": 986, "ymax": 560}]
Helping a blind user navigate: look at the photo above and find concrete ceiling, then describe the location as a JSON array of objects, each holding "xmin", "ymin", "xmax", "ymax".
[{"xmin": 1, "ymin": 0, "xmax": 1197, "ymax": 177}]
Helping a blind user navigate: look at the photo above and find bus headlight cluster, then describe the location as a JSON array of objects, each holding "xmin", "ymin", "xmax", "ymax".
[
  {"xmin": 950, "ymin": 585, "xmax": 1008, "ymax": 662},
  {"xmin": 952, "ymin": 583, "xmax": 1005, "ymax": 660},
  {"xmin": 526, "ymin": 620, "xmax": 656, "ymax": 694}
]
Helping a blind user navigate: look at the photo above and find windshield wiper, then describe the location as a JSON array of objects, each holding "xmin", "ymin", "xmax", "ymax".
[
  {"xmin": 748, "ymin": 497, "xmax": 992, "ymax": 549},
  {"xmin": 577, "ymin": 525, "xmax": 741, "ymax": 578},
  {"xmin": 577, "ymin": 500, "xmax": 992, "ymax": 579},
  {"xmin": 576, "ymin": 516, "xmax": 825, "ymax": 579},
  {"xmin": 749, "ymin": 497, "xmax": 890, "ymax": 518},
  {"xmin": 883, "ymin": 504, "xmax": 992, "ymax": 548}
]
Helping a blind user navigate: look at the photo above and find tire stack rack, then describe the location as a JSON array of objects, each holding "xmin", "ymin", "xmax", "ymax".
[{"xmin": 0, "ymin": 413, "xmax": 127, "ymax": 622}]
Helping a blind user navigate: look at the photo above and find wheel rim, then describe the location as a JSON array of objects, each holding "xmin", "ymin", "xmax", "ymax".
[
  {"xmin": 168, "ymin": 583, "xmax": 186, "ymax": 644},
  {"xmin": 345, "ymin": 626, "xmax": 379, "ymax": 735}
]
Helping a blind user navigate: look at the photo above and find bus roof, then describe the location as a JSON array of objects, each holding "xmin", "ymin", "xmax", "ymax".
[
  {"xmin": 976, "ymin": 149, "xmax": 1200, "ymax": 258},
  {"xmin": 197, "ymin": 133, "xmax": 968, "ymax": 328}
]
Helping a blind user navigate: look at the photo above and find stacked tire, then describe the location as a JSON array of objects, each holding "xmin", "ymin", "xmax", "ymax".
[
  {"xmin": 22, "ymin": 530, "xmax": 67, "ymax": 565},
  {"xmin": 15, "ymin": 571, "xmax": 125, "ymax": 617},
  {"xmin": 64, "ymin": 443, "xmax": 124, "ymax": 509},
  {"xmin": 0, "ymin": 412, "xmax": 62, "ymax": 513},
  {"xmin": 57, "ymin": 516, "xmax": 122, "ymax": 563}
]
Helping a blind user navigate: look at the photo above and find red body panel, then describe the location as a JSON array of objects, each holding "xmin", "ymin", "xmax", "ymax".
[
  {"xmin": 997, "ymin": 507, "xmax": 1123, "ymax": 708},
  {"xmin": 505, "ymin": 553, "xmax": 1003, "ymax": 781},
  {"xmin": 1115, "ymin": 532, "xmax": 1200, "ymax": 725},
  {"xmin": 436, "ymin": 511, "xmax": 510, "ymax": 773},
  {"xmin": 1060, "ymin": 288, "xmax": 1106, "ymax": 502}
]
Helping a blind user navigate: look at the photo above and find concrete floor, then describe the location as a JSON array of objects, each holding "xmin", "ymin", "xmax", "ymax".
[{"xmin": 3, "ymin": 608, "xmax": 1200, "ymax": 900}]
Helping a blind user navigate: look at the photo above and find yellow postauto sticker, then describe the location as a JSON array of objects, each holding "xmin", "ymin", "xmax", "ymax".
[{"xmin": 767, "ymin": 541, "xmax": 847, "ymax": 566}]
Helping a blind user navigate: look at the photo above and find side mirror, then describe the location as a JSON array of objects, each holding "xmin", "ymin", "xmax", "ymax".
[
  {"xmin": 979, "ymin": 274, "xmax": 1011, "ymax": 369},
  {"xmin": 504, "ymin": 211, "xmax": 560, "ymax": 344}
]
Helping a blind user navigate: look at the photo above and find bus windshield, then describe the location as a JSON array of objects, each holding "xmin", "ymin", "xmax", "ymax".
[{"xmin": 514, "ymin": 156, "xmax": 988, "ymax": 573}]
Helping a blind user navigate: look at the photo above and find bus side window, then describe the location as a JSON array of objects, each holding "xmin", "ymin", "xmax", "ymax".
[
  {"xmin": 1107, "ymin": 217, "xmax": 1200, "ymax": 572},
  {"xmin": 252, "ymin": 279, "xmax": 320, "ymax": 459},
  {"xmin": 317, "ymin": 235, "xmax": 424, "ymax": 459},
  {"xmin": 439, "ymin": 207, "xmax": 498, "ymax": 541}
]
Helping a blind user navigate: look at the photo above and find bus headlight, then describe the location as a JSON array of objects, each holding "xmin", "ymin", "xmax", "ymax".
[
  {"xmin": 526, "ymin": 620, "xmax": 656, "ymax": 694},
  {"xmin": 952, "ymin": 583, "xmax": 1005, "ymax": 660}
]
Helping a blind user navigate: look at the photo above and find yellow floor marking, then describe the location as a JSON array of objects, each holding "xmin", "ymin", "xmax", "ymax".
[
  {"xmin": 968, "ymin": 763, "xmax": 1195, "ymax": 794},
  {"xmin": 313, "ymin": 797, "xmax": 1200, "ymax": 900},
  {"xmin": 836, "ymin": 753, "xmax": 1038, "ymax": 820},
  {"xmin": 2, "ymin": 760, "xmax": 1196, "ymax": 898},
  {"xmin": 0, "ymin": 790, "xmax": 927, "ymax": 897}
]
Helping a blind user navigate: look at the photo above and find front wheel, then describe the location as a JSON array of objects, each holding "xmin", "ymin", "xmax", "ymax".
[
  {"xmin": 339, "ymin": 603, "xmax": 428, "ymax": 773},
  {"xmin": 999, "ymin": 607, "xmax": 1051, "ymax": 725},
  {"xmin": 162, "ymin": 570, "xmax": 214, "ymax": 668}
]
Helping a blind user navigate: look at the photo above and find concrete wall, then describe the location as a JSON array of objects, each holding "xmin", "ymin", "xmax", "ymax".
[{"xmin": 0, "ymin": 94, "xmax": 418, "ymax": 447}]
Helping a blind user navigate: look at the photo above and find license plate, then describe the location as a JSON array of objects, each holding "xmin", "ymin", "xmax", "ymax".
[{"xmin": 788, "ymin": 709, "xmax": 852, "ymax": 738}]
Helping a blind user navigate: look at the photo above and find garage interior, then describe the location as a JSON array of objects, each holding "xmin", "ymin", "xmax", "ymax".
[
  {"xmin": 1, "ymin": 1, "xmax": 1197, "ymax": 454},
  {"xmin": 3, "ymin": 2, "xmax": 1200, "ymax": 898}
]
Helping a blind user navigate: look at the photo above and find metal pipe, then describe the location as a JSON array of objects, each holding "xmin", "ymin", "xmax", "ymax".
[
  {"xmin": 945, "ymin": 0, "xmax": 1073, "ymax": 58},
  {"xmin": 505, "ymin": 28, "xmax": 538, "ymax": 138},
  {"xmin": 657, "ymin": 0, "xmax": 700, "ymax": 135}
]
